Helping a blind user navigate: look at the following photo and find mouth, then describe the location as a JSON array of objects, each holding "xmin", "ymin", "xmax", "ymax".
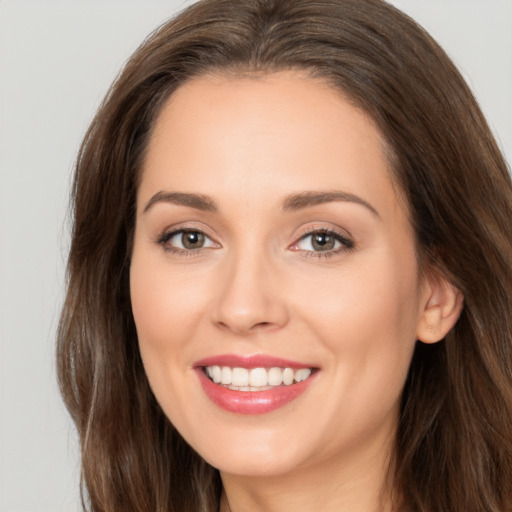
[
  {"xmin": 194, "ymin": 354, "xmax": 319, "ymax": 414},
  {"xmin": 202, "ymin": 365, "xmax": 313, "ymax": 391}
]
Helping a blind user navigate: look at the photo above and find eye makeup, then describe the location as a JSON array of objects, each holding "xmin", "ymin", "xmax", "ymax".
[
  {"xmin": 155, "ymin": 223, "xmax": 355, "ymax": 259},
  {"xmin": 289, "ymin": 227, "xmax": 355, "ymax": 258}
]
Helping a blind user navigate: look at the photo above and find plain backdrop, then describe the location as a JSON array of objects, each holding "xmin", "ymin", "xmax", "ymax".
[{"xmin": 0, "ymin": 1, "xmax": 511, "ymax": 511}]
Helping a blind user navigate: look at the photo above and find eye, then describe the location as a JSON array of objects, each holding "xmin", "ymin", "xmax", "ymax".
[
  {"xmin": 291, "ymin": 229, "xmax": 354, "ymax": 255},
  {"xmin": 158, "ymin": 229, "xmax": 218, "ymax": 252}
]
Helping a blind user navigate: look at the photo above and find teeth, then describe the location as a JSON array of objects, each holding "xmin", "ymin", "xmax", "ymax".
[
  {"xmin": 282, "ymin": 367, "xmax": 294, "ymax": 385},
  {"xmin": 268, "ymin": 367, "xmax": 283, "ymax": 386},
  {"xmin": 232, "ymin": 367, "xmax": 249, "ymax": 387},
  {"xmin": 221, "ymin": 366, "xmax": 231, "ymax": 385},
  {"xmin": 204, "ymin": 366, "xmax": 312, "ymax": 389},
  {"xmin": 249, "ymin": 367, "xmax": 267, "ymax": 387},
  {"xmin": 295, "ymin": 368, "xmax": 311, "ymax": 382},
  {"xmin": 212, "ymin": 365, "xmax": 221, "ymax": 383}
]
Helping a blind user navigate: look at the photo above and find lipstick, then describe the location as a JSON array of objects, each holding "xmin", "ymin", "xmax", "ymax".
[
  {"xmin": 195, "ymin": 354, "xmax": 314, "ymax": 369},
  {"xmin": 194, "ymin": 354, "xmax": 318, "ymax": 415}
]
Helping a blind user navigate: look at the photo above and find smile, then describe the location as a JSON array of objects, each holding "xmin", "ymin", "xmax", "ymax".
[
  {"xmin": 194, "ymin": 355, "xmax": 318, "ymax": 414},
  {"xmin": 204, "ymin": 365, "xmax": 313, "ymax": 390}
]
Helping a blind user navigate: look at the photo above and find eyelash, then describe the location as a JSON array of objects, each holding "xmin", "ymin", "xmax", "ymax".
[
  {"xmin": 156, "ymin": 228, "xmax": 218, "ymax": 256},
  {"xmin": 156, "ymin": 227, "xmax": 355, "ymax": 258},
  {"xmin": 291, "ymin": 228, "xmax": 355, "ymax": 259}
]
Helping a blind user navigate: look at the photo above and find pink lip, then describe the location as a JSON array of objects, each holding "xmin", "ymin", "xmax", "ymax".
[
  {"xmin": 193, "ymin": 354, "xmax": 318, "ymax": 415},
  {"xmin": 194, "ymin": 353, "xmax": 315, "ymax": 369}
]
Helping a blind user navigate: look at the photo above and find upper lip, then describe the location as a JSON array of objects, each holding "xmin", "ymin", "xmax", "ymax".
[{"xmin": 193, "ymin": 354, "xmax": 317, "ymax": 370}]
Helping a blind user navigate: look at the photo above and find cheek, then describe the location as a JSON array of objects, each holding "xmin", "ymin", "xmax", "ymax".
[
  {"xmin": 131, "ymin": 267, "xmax": 175, "ymax": 352},
  {"xmin": 129, "ymin": 249, "xmax": 209, "ymax": 377},
  {"xmin": 295, "ymin": 249, "xmax": 420, "ymax": 343},
  {"xmin": 291, "ymin": 247, "xmax": 421, "ymax": 416},
  {"xmin": 129, "ymin": 251, "xmax": 217, "ymax": 439}
]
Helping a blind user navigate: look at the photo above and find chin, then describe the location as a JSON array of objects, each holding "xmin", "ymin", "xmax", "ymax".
[
  {"xmin": 206, "ymin": 447, "xmax": 306, "ymax": 478},
  {"xmin": 178, "ymin": 418, "xmax": 312, "ymax": 477}
]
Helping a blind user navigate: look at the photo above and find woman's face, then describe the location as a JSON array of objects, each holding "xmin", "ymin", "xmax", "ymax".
[{"xmin": 130, "ymin": 71, "xmax": 431, "ymax": 478}]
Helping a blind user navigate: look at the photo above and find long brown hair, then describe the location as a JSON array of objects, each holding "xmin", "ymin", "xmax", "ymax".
[{"xmin": 57, "ymin": 1, "xmax": 512, "ymax": 510}]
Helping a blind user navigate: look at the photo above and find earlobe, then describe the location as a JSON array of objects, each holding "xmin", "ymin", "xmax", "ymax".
[{"xmin": 416, "ymin": 274, "xmax": 464, "ymax": 344}]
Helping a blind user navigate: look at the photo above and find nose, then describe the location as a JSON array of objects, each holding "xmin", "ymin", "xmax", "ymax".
[{"xmin": 210, "ymin": 250, "xmax": 289, "ymax": 335}]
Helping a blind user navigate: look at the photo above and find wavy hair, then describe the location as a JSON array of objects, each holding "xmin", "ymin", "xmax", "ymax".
[{"xmin": 57, "ymin": 1, "xmax": 512, "ymax": 510}]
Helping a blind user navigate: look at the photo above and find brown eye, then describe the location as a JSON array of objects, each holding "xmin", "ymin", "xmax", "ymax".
[
  {"xmin": 291, "ymin": 229, "xmax": 354, "ymax": 255},
  {"xmin": 158, "ymin": 229, "xmax": 218, "ymax": 252},
  {"xmin": 181, "ymin": 231, "xmax": 205, "ymax": 249},
  {"xmin": 311, "ymin": 232, "xmax": 336, "ymax": 251}
]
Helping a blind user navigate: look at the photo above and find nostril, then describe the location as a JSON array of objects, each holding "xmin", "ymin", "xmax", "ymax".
[
  {"xmin": 249, "ymin": 321, "xmax": 276, "ymax": 332},
  {"xmin": 215, "ymin": 320, "xmax": 276, "ymax": 335}
]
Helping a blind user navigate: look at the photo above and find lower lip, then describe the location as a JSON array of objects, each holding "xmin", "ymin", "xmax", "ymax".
[{"xmin": 196, "ymin": 369, "xmax": 317, "ymax": 415}]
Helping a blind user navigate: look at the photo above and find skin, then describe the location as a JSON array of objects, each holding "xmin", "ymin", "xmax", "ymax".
[{"xmin": 130, "ymin": 71, "xmax": 462, "ymax": 512}]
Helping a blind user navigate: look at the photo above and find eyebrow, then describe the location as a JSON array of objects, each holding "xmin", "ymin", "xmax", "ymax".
[
  {"xmin": 282, "ymin": 191, "xmax": 379, "ymax": 217},
  {"xmin": 143, "ymin": 191, "xmax": 217, "ymax": 213},
  {"xmin": 142, "ymin": 189, "xmax": 379, "ymax": 217}
]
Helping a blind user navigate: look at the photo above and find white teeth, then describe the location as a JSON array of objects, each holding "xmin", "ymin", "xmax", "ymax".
[
  {"xmin": 295, "ymin": 368, "xmax": 312, "ymax": 382},
  {"xmin": 232, "ymin": 367, "xmax": 249, "ymax": 387},
  {"xmin": 268, "ymin": 367, "xmax": 283, "ymax": 386},
  {"xmin": 282, "ymin": 367, "xmax": 294, "ymax": 385},
  {"xmin": 249, "ymin": 367, "xmax": 267, "ymax": 387},
  {"xmin": 211, "ymin": 365, "xmax": 221, "ymax": 383},
  {"xmin": 221, "ymin": 366, "xmax": 231, "ymax": 385},
  {"xmin": 205, "ymin": 365, "xmax": 313, "ymax": 389}
]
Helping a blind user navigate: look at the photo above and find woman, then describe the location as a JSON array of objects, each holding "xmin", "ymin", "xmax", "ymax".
[{"xmin": 57, "ymin": 0, "xmax": 512, "ymax": 511}]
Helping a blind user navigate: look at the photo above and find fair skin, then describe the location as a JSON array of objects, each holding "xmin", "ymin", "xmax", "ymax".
[{"xmin": 130, "ymin": 71, "xmax": 462, "ymax": 512}]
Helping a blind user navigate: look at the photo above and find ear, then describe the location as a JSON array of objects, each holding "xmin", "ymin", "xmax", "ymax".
[{"xmin": 416, "ymin": 272, "xmax": 464, "ymax": 344}]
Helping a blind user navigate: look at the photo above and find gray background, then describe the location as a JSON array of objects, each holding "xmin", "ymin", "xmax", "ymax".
[{"xmin": 0, "ymin": 1, "xmax": 511, "ymax": 511}]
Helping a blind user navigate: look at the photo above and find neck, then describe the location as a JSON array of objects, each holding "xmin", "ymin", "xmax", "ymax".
[{"xmin": 219, "ymin": 431, "xmax": 400, "ymax": 512}]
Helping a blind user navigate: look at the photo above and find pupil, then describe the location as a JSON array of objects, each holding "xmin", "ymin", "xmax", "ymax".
[
  {"xmin": 182, "ymin": 231, "xmax": 204, "ymax": 249},
  {"xmin": 313, "ymin": 233, "xmax": 334, "ymax": 251}
]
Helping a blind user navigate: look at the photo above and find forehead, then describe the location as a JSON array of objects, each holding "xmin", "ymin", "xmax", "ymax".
[
  {"xmin": 139, "ymin": 71, "xmax": 402, "ymax": 220},
  {"xmin": 148, "ymin": 71, "xmax": 386, "ymax": 157}
]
